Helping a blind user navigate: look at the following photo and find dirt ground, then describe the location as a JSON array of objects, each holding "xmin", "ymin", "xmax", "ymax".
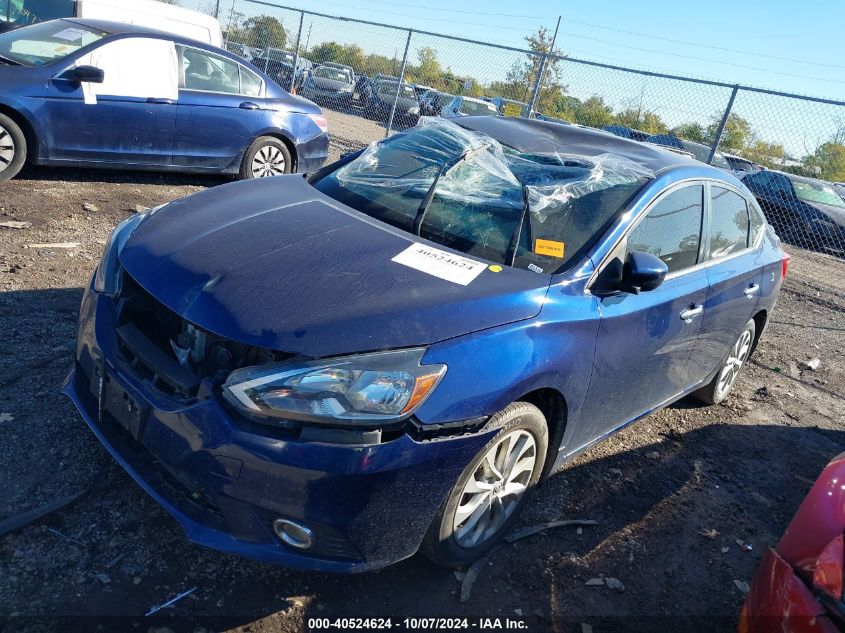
[{"xmin": 1, "ymin": 162, "xmax": 844, "ymax": 633}]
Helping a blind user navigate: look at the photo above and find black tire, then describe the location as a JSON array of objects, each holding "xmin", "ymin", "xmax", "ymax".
[
  {"xmin": 421, "ymin": 402, "xmax": 548, "ymax": 568},
  {"xmin": 238, "ymin": 136, "xmax": 293, "ymax": 180},
  {"xmin": 0, "ymin": 113, "xmax": 27, "ymax": 182},
  {"xmin": 693, "ymin": 318, "xmax": 756, "ymax": 405}
]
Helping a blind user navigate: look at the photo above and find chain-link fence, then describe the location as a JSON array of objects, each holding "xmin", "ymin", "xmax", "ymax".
[{"xmin": 183, "ymin": 0, "xmax": 845, "ymax": 309}]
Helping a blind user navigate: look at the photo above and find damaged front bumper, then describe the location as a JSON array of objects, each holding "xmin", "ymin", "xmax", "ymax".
[{"xmin": 63, "ymin": 283, "xmax": 493, "ymax": 572}]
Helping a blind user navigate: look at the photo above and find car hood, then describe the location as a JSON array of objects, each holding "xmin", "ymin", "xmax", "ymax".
[
  {"xmin": 120, "ymin": 176, "xmax": 550, "ymax": 358},
  {"xmin": 377, "ymin": 94, "xmax": 418, "ymax": 110},
  {"xmin": 309, "ymin": 76, "xmax": 350, "ymax": 91}
]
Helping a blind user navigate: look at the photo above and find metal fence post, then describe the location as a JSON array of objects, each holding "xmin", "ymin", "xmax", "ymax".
[
  {"xmin": 526, "ymin": 16, "xmax": 560, "ymax": 118},
  {"xmin": 708, "ymin": 85, "xmax": 739, "ymax": 164},
  {"xmin": 386, "ymin": 29, "xmax": 413, "ymax": 138},
  {"xmin": 526, "ymin": 53, "xmax": 547, "ymax": 118},
  {"xmin": 290, "ymin": 11, "xmax": 305, "ymax": 94}
]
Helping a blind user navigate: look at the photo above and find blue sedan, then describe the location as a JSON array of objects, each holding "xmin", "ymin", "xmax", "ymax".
[
  {"xmin": 64, "ymin": 117, "xmax": 786, "ymax": 572},
  {"xmin": 0, "ymin": 19, "xmax": 328, "ymax": 180}
]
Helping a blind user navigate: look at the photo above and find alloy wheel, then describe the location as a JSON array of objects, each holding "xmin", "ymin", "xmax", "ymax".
[
  {"xmin": 251, "ymin": 145, "xmax": 286, "ymax": 178},
  {"xmin": 453, "ymin": 429, "xmax": 537, "ymax": 548},
  {"xmin": 0, "ymin": 124, "xmax": 15, "ymax": 174},
  {"xmin": 716, "ymin": 328, "xmax": 753, "ymax": 399}
]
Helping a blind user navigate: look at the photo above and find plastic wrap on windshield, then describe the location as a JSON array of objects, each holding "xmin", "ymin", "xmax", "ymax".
[
  {"xmin": 334, "ymin": 117, "xmax": 653, "ymax": 243},
  {"xmin": 334, "ymin": 117, "xmax": 519, "ymax": 205}
]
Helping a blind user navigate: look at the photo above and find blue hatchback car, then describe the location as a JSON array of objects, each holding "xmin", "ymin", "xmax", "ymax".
[
  {"xmin": 0, "ymin": 19, "xmax": 328, "ymax": 181},
  {"xmin": 65, "ymin": 117, "xmax": 786, "ymax": 572}
]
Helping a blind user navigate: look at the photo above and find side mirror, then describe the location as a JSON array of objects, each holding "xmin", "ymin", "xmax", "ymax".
[
  {"xmin": 72, "ymin": 65, "xmax": 104, "ymax": 84},
  {"xmin": 615, "ymin": 250, "xmax": 668, "ymax": 294}
]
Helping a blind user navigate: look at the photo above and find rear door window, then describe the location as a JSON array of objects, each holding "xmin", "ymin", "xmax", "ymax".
[
  {"xmin": 240, "ymin": 65, "xmax": 262, "ymax": 96},
  {"xmin": 180, "ymin": 46, "xmax": 241, "ymax": 94},
  {"xmin": 627, "ymin": 185, "xmax": 704, "ymax": 273},
  {"xmin": 708, "ymin": 186, "xmax": 749, "ymax": 259}
]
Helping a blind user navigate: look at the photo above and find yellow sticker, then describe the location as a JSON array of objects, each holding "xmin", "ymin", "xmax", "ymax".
[
  {"xmin": 534, "ymin": 239, "xmax": 565, "ymax": 258},
  {"xmin": 488, "ymin": 264, "xmax": 503, "ymax": 273}
]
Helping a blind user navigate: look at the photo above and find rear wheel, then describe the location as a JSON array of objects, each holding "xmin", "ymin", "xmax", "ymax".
[
  {"xmin": 693, "ymin": 318, "xmax": 756, "ymax": 405},
  {"xmin": 421, "ymin": 402, "xmax": 548, "ymax": 568},
  {"xmin": 0, "ymin": 113, "xmax": 26, "ymax": 182},
  {"xmin": 239, "ymin": 136, "xmax": 292, "ymax": 179}
]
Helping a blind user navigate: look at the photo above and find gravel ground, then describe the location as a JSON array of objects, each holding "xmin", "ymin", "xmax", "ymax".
[{"xmin": 1, "ymin": 156, "xmax": 844, "ymax": 633}]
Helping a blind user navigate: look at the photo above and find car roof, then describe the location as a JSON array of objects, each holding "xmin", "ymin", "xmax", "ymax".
[
  {"xmin": 65, "ymin": 18, "xmax": 188, "ymax": 39},
  {"xmin": 456, "ymin": 116, "xmax": 708, "ymax": 173}
]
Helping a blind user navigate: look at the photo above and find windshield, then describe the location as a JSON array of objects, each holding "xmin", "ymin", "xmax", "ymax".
[
  {"xmin": 0, "ymin": 20, "xmax": 105, "ymax": 65},
  {"xmin": 314, "ymin": 118, "xmax": 652, "ymax": 273},
  {"xmin": 314, "ymin": 66, "xmax": 351, "ymax": 82},
  {"xmin": 460, "ymin": 99, "xmax": 499, "ymax": 116},
  {"xmin": 378, "ymin": 81, "xmax": 415, "ymax": 98},
  {"xmin": 267, "ymin": 49, "xmax": 293, "ymax": 63},
  {"xmin": 793, "ymin": 180, "xmax": 845, "ymax": 209}
]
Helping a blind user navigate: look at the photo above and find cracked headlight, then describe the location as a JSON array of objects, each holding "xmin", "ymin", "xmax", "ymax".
[{"xmin": 223, "ymin": 348, "xmax": 446, "ymax": 425}]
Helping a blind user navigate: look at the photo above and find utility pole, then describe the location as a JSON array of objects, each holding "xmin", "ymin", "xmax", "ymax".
[
  {"xmin": 304, "ymin": 23, "xmax": 312, "ymax": 55},
  {"xmin": 527, "ymin": 15, "xmax": 561, "ymax": 117}
]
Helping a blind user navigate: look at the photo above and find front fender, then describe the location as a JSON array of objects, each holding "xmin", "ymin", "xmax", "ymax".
[
  {"xmin": 416, "ymin": 287, "xmax": 600, "ymax": 457},
  {"xmin": 0, "ymin": 97, "xmax": 43, "ymax": 160}
]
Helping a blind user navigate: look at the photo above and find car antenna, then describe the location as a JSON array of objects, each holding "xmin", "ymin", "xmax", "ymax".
[{"xmin": 413, "ymin": 143, "xmax": 492, "ymax": 236}]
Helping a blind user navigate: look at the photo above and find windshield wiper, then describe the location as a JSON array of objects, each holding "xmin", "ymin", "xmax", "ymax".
[
  {"xmin": 413, "ymin": 143, "xmax": 492, "ymax": 236},
  {"xmin": 506, "ymin": 184, "xmax": 531, "ymax": 266},
  {"xmin": 0, "ymin": 54, "xmax": 21, "ymax": 66}
]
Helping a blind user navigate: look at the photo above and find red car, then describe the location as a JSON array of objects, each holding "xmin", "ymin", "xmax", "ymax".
[{"xmin": 741, "ymin": 453, "xmax": 845, "ymax": 633}]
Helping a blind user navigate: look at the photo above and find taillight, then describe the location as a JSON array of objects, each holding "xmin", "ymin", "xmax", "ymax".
[
  {"xmin": 781, "ymin": 252, "xmax": 791, "ymax": 279},
  {"xmin": 306, "ymin": 114, "xmax": 328, "ymax": 133},
  {"xmin": 813, "ymin": 534, "xmax": 844, "ymax": 600}
]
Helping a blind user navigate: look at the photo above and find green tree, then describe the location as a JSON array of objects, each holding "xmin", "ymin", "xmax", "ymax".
[
  {"xmin": 504, "ymin": 27, "xmax": 567, "ymax": 114},
  {"xmin": 413, "ymin": 47, "xmax": 442, "ymax": 87},
  {"xmin": 804, "ymin": 142, "xmax": 845, "ymax": 181},
  {"xmin": 614, "ymin": 108, "xmax": 667, "ymax": 134},
  {"xmin": 229, "ymin": 15, "xmax": 286, "ymax": 49},
  {"xmin": 310, "ymin": 42, "xmax": 345, "ymax": 63},
  {"xmin": 671, "ymin": 122, "xmax": 707, "ymax": 143},
  {"xmin": 574, "ymin": 96, "xmax": 614, "ymax": 128},
  {"xmin": 707, "ymin": 113, "xmax": 752, "ymax": 150}
]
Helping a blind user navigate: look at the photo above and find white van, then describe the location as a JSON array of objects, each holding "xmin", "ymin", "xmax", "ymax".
[{"xmin": 0, "ymin": 0, "xmax": 223, "ymax": 46}]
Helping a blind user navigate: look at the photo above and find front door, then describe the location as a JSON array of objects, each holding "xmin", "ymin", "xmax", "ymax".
[
  {"xmin": 41, "ymin": 36, "xmax": 178, "ymax": 165},
  {"xmin": 173, "ymin": 45, "xmax": 268, "ymax": 170},
  {"xmin": 575, "ymin": 184, "xmax": 710, "ymax": 449}
]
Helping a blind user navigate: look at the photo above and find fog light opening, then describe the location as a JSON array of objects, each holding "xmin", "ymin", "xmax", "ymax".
[{"xmin": 273, "ymin": 518, "xmax": 314, "ymax": 550}]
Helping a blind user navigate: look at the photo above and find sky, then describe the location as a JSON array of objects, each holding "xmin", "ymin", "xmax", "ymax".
[
  {"xmin": 202, "ymin": 0, "xmax": 845, "ymax": 156},
  {"xmin": 229, "ymin": 0, "xmax": 845, "ymax": 101}
]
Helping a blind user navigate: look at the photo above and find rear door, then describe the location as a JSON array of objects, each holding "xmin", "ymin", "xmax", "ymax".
[
  {"xmin": 576, "ymin": 184, "xmax": 710, "ymax": 445},
  {"xmin": 173, "ymin": 45, "xmax": 268, "ymax": 170},
  {"xmin": 688, "ymin": 184, "xmax": 763, "ymax": 383}
]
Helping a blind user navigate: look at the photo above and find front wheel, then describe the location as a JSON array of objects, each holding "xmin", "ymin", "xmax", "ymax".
[
  {"xmin": 693, "ymin": 318, "xmax": 756, "ymax": 405},
  {"xmin": 0, "ymin": 113, "xmax": 26, "ymax": 182},
  {"xmin": 239, "ymin": 136, "xmax": 292, "ymax": 179},
  {"xmin": 421, "ymin": 402, "xmax": 548, "ymax": 568}
]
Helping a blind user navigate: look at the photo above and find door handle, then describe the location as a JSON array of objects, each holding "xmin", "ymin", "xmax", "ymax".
[
  {"xmin": 240, "ymin": 101, "xmax": 260, "ymax": 110},
  {"xmin": 744, "ymin": 283, "xmax": 760, "ymax": 298},
  {"xmin": 147, "ymin": 98, "xmax": 174, "ymax": 104},
  {"xmin": 680, "ymin": 305, "xmax": 703, "ymax": 322}
]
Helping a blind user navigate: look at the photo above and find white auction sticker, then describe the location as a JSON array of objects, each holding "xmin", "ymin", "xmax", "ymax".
[{"xmin": 392, "ymin": 243, "xmax": 488, "ymax": 286}]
